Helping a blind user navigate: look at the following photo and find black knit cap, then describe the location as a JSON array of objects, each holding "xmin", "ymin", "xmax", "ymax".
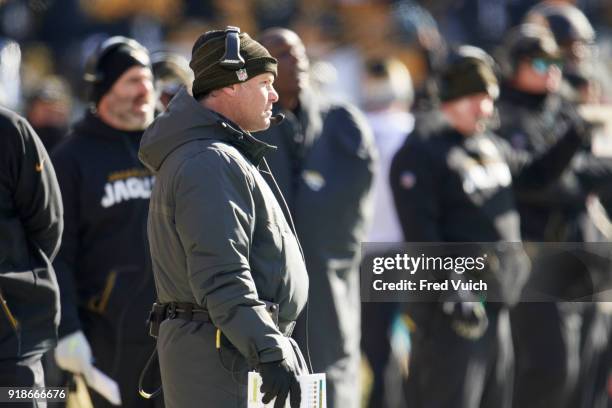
[
  {"xmin": 86, "ymin": 37, "xmax": 151, "ymax": 105},
  {"xmin": 439, "ymin": 46, "xmax": 499, "ymax": 102},
  {"xmin": 190, "ymin": 27, "xmax": 277, "ymax": 99}
]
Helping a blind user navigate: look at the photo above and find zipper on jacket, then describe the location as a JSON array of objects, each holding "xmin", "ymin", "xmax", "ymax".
[
  {"xmin": 87, "ymin": 271, "xmax": 117, "ymax": 314},
  {"xmin": 0, "ymin": 286, "xmax": 20, "ymax": 332}
]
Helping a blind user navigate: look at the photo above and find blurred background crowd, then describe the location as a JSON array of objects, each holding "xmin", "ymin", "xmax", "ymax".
[{"xmin": 1, "ymin": 0, "xmax": 610, "ymax": 132}]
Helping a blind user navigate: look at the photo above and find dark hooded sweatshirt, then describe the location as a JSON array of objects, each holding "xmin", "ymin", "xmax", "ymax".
[
  {"xmin": 138, "ymin": 87, "xmax": 308, "ymax": 365},
  {"xmin": 51, "ymin": 111, "xmax": 155, "ymax": 342}
]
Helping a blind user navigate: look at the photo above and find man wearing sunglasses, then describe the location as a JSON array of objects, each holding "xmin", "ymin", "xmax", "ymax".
[
  {"xmin": 525, "ymin": 2, "xmax": 599, "ymax": 104},
  {"xmin": 496, "ymin": 24, "xmax": 612, "ymax": 408}
]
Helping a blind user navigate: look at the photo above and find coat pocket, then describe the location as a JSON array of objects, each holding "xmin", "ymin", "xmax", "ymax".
[{"xmin": 85, "ymin": 266, "xmax": 154, "ymax": 343}]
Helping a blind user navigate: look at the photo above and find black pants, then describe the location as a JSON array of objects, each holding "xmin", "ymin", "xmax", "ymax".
[
  {"xmin": 405, "ymin": 306, "xmax": 513, "ymax": 408},
  {"xmin": 86, "ymin": 322, "xmax": 163, "ymax": 408},
  {"xmin": 361, "ymin": 301, "xmax": 400, "ymax": 408},
  {"xmin": 513, "ymin": 302, "xmax": 612, "ymax": 408},
  {"xmin": 511, "ymin": 302, "xmax": 583, "ymax": 408},
  {"xmin": 0, "ymin": 353, "xmax": 46, "ymax": 408},
  {"xmin": 572, "ymin": 304, "xmax": 612, "ymax": 408}
]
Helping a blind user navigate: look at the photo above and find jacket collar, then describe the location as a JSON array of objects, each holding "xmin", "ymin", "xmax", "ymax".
[
  {"xmin": 500, "ymin": 83, "xmax": 550, "ymax": 110},
  {"xmin": 214, "ymin": 112, "xmax": 276, "ymax": 164},
  {"xmin": 74, "ymin": 109, "xmax": 144, "ymax": 141}
]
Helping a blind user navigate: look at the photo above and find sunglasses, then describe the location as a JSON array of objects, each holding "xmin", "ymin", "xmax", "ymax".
[{"xmin": 531, "ymin": 58, "xmax": 563, "ymax": 74}]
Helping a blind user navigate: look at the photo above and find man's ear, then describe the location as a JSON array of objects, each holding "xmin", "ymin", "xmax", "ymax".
[{"xmin": 220, "ymin": 84, "xmax": 238, "ymax": 97}]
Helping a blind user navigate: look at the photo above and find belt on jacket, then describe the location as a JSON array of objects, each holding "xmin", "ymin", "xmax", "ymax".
[
  {"xmin": 148, "ymin": 302, "xmax": 295, "ymax": 336},
  {"xmin": 156, "ymin": 302, "xmax": 211, "ymax": 322}
]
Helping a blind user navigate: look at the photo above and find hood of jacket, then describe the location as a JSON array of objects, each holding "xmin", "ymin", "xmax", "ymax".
[{"xmin": 139, "ymin": 87, "xmax": 275, "ymax": 172}]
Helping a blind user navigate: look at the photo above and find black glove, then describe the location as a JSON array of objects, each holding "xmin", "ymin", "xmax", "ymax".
[
  {"xmin": 442, "ymin": 301, "xmax": 488, "ymax": 340},
  {"xmin": 258, "ymin": 359, "xmax": 301, "ymax": 408}
]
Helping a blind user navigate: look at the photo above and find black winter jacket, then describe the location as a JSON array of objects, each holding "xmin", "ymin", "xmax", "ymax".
[
  {"xmin": 256, "ymin": 89, "xmax": 375, "ymax": 377},
  {"xmin": 0, "ymin": 107, "xmax": 63, "ymax": 359},
  {"xmin": 496, "ymin": 85, "xmax": 612, "ymax": 242},
  {"xmin": 51, "ymin": 111, "xmax": 155, "ymax": 342},
  {"xmin": 391, "ymin": 111, "xmax": 584, "ymax": 243},
  {"xmin": 390, "ymin": 111, "xmax": 584, "ymax": 309}
]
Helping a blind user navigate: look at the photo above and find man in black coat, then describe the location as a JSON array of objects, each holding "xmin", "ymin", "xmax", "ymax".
[
  {"xmin": 495, "ymin": 23, "xmax": 612, "ymax": 408},
  {"xmin": 51, "ymin": 36, "xmax": 161, "ymax": 407},
  {"xmin": 0, "ymin": 107, "xmax": 63, "ymax": 406},
  {"xmin": 258, "ymin": 28, "xmax": 376, "ymax": 408},
  {"xmin": 390, "ymin": 45, "xmax": 589, "ymax": 408}
]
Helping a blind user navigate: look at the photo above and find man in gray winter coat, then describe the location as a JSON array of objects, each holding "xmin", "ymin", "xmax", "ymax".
[{"xmin": 138, "ymin": 27, "xmax": 309, "ymax": 408}]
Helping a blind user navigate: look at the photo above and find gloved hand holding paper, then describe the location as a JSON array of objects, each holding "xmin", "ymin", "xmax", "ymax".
[
  {"xmin": 55, "ymin": 331, "xmax": 122, "ymax": 405},
  {"xmin": 248, "ymin": 371, "xmax": 326, "ymax": 408}
]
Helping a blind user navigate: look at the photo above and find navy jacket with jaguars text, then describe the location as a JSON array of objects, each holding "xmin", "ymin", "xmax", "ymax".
[{"xmin": 51, "ymin": 111, "xmax": 155, "ymax": 341}]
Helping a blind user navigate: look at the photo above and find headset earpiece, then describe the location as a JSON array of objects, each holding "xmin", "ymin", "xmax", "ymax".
[{"xmin": 219, "ymin": 26, "xmax": 245, "ymax": 70}]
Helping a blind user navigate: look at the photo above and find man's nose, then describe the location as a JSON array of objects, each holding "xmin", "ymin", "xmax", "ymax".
[
  {"xmin": 269, "ymin": 86, "xmax": 279, "ymax": 103},
  {"xmin": 478, "ymin": 97, "xmax": 494, "ymax": 117},
  {"xmin": 138, "ymin": 79, "xmax": 153, "ymax": 95}
]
